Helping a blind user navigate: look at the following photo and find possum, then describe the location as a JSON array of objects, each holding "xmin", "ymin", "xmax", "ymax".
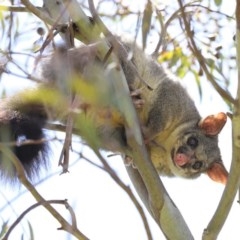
[{"xmin": 0, "ymin": 39, "xmax": 228, "ymax": 184}]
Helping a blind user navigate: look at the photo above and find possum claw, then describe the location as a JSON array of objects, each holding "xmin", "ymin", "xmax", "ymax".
[
  {"xmin": 123, "ymin": 155, "xmax": 137, "ymax": 168},
  {"xmin": 130, "ymin": 89, "xmax": 144, "ymax": 109}
]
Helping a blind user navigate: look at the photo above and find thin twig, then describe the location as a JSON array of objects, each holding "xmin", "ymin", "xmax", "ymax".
[
  {"xmin": 0, "ymin": 159, "xmax": 81, "ymax": 213},
  {"xmin": 21, "ymin": 0, "xmax": 56, "ymax": 25},
  {"xmin": 177, "ymin": 0, "xmax": 235, "ymax": 104},
  {"xmin": 90, "ymin": 150, "xmax": 153, "ymax": 240},
  {"xmin": 191, "ymin": 3, "xmax": 234, "ymax": 19},
  {"xmin": 0, "ymin": 5, "xmax": 42, "ymax": 13},
  {"xmin": 59, "ymin": 96, "xmax": 81, "ymax": 173},
  {"xmin": 0, "ymin": 146, "xmax": 89, "ymax": 240},
  {"xmin": 88, "ymin": 0, "xmax": 153, "ymax": 90},
  {"xmin": 3, "ymin": 199, "xmax": 77, "ymax": 240},
  {"xmin": 0, "ymin": 137, "xmax": 53, "ymax": 147}
]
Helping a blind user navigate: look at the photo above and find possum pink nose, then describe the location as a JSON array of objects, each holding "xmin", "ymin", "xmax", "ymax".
[{"xmin": 174, "ymin": 153, "xmax": 190, "ymax": 166}]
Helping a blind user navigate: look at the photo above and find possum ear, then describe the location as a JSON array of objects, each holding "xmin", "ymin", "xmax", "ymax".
[
  {"xmin": 198, "ymin": 112, "xmax": 227, "ymax": 136},
  {"xmin": 206, "ymin": 161, "xmax": 228, "ymax": 184}
]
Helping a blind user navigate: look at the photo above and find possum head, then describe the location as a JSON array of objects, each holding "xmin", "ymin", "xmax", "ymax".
[{"xmin": 171, "ymin": 112, "xmax": 228, "ymax": 184}]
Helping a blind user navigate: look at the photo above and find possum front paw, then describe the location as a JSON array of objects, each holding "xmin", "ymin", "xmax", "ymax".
[{"xmin": 130, "ymin": 89, "xmax": 144, "ymax": 109}]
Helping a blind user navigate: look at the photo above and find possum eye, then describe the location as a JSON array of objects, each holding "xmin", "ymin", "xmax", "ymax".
[
  {"xmin": 187, "ymin": 136, "xmax": 198, "ymax": 148},
  {"xmin": 192, "ymin": 161, "xmax": 203, "ymax": 170}
]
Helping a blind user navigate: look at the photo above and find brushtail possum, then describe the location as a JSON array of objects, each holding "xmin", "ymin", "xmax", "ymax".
[{"xmin": 0, "ymin": 39, "xmax": 228, "ymax": 184}]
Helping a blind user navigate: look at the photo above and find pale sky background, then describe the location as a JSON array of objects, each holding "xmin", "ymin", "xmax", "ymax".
[{"xmin": 0, "ymin": 0, "xmax": 239, "ymax": 240}]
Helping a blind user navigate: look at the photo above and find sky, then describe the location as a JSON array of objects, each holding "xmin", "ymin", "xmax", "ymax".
[{"xmin": 0, "ymin": 0, "xmax": 239, "ymax": 240}]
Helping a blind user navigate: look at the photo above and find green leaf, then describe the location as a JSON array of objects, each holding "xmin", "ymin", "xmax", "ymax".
[
  {"xmin": 176, "ymin": 65, "xmax": 187, "ymax": 78},
  {"xmin": 142, "ymin": 0, "xmax": 152, "ymax": 50},
  {"xmin": 0, "ymin": 6, "xmax": 8, "ymax": 21},
  {"xmin": 28, "ymin": 221, "xmax": 34, "ymax": 240},
  {"xmin": 75, "ymin": 114, "xmax": 100, "ymax": 149},
  {"xmin": 214, "ymin": 0, "xmax": 222, "ymax": 6},
  {"xmin": 190, "ymin": 68, "xmax": 202, "ymax": 99},
  {"xmin": 0, "ymin": 221, "xmax": 9, "ymax": 238}
]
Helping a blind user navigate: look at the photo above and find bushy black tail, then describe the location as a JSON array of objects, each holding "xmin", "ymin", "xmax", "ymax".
[{"xmin": 0, "ymin": 101, "xmax": 48, "ymax": 182}]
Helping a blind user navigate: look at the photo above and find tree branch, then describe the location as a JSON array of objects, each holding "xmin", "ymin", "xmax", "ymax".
[
  {"xmin": 202, "ymin": 1, "xmax": 240, "ymax": 239},
  {"xmin": 85, "ymin": 1, "xmax": 194, "ymax": 239}
]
